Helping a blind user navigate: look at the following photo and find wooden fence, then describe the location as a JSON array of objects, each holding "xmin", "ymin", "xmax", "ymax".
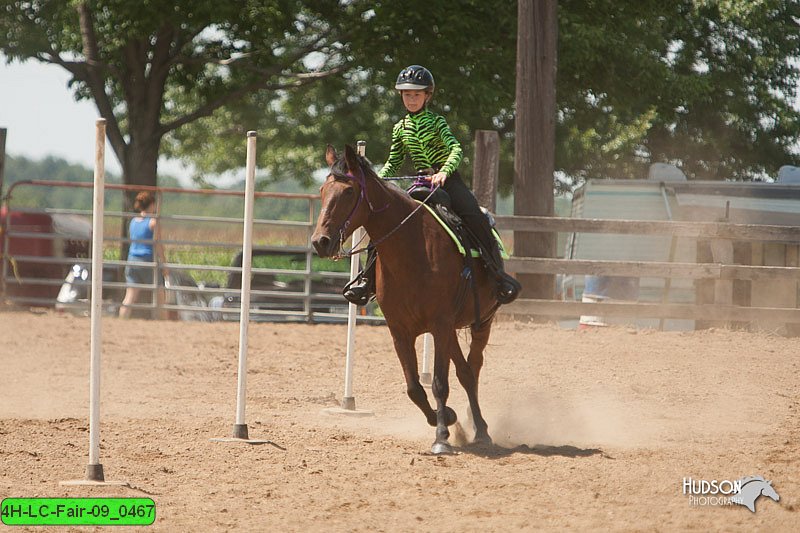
[{"xmin": 494, "ymin": 215, "xmax": 800, "ymax": 326}]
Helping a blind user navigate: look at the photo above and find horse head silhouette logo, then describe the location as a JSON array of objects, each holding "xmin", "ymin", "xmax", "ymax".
[{"xmin": 732, "ymin": 476, "xmax": 780, "ymax": 513}]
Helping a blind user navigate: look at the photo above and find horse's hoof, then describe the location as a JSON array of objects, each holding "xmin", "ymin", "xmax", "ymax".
[
  {"xmin": 431, "ymin": 441, "xmax": 455, "ymax": 455},
  {"xmin": 473, "ymin": 431, "xmax": 493, "ymax": 446},
  {"xmin": 427, "ymin": 407, "xmax": 457, "ymax": 427},
  {"xmin": 444, "ymin": 406, "xmax": 457, "ymax": 426}
]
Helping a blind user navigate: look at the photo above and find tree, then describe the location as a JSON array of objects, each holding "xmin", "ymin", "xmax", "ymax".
[
  {"xmin": 0, "ymin": 1, "xmax": 354, "ymax": 198},
  {"xmin": 4, "ymin": 1, "xmax": 798, "ymax": 196},
  {"xmin": 165, "ymin": 1, "xmax": 519, "ymax": 188},
  {"xmin": 167, "ymin": 1, "xmax": 800, "ymax": 192},
  {"xmin": 556, "ymin": 0, "xmax": 800, "ymax": 183}
]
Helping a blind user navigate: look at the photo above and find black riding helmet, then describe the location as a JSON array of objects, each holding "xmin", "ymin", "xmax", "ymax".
[{"xmin": 395, "ymin": 65, "xmax": 435, "ymax": 91}]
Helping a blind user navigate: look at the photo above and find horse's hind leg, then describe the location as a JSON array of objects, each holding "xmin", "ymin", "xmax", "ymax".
[
  {"xmin": 467, "ymin": 321, "xmax": 493, "ymax": 443},
  {"xmin": 450, "ymin": 328, "xmax": 491, "ymax": 444}
]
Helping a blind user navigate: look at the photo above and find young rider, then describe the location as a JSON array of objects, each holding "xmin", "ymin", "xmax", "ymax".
[{"xmin": 343, "ymin": 64, "xmax": 521, "ymax": 306}]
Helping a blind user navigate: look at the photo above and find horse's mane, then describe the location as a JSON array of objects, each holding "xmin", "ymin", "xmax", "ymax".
[
  {"xmin": 331, "ymin": 151, "xmax": 413, "ymax": 203},
  {"xmin": 739, "ymin": 476, "xmax": 767, "ymax": 487},
  {"xmin": 329, "ymin": 153, "xmax": 353, "ymax": 181}
]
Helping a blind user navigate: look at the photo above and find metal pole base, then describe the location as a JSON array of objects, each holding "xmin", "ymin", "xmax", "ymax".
[
  {"xmin": 232, "ymin": 423, "xmax": 249, "ymax": 440},
  {"xmin": 321, "ymin": 397, "xmax": 374, "ymax": 417},
  {"xmin": 210, "ymin": 424, "xmax": 285, "ymax": 447},
  {"xmin": 86, "ymin": 463, "xmax": 104, "ymax": 482},
  {"xmin": 60, "ymin": 464, "xmax": 128, "ymax": 487}
]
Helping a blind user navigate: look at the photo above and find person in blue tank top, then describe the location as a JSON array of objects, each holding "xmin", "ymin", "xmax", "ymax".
[{"xmin": 120, "ymin": 191, "xmax": 160, "ymax": 319}]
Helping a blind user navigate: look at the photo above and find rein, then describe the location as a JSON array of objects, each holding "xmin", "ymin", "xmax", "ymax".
[
  {"xmin": 380, "ymin": 175, "xmax": 422, "ymax": 181},
  {"xmin": 329, "ymin": 169, "xmax": 439, "ymax": 259}
]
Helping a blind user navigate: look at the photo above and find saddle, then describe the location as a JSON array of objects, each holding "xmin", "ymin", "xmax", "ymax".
[
  {"xmin": 407, "ymin": 182, "xmax": 508, "ymax": 328},
  {"xmin": 408, "ymin": 183, "xmax": 508, "ymax": 261}
]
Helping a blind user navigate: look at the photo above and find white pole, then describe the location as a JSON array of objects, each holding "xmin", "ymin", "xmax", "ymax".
[
  {"xmin": 233, "ymin": 131, "xmax": 257, "ymax": 439},
  {"xmin": 421, "ymin": 333, "xmax": 433, "ymax": 385},
  {"xmin": 87, "ymin": 119, "xmax": 106, "ymax": 481},
  {"xmin": 342, "ymin": 227, "xmax": 362, "ymax": 409},
  {"xmin": 341, "ymin": 140, "xmax": 367, "ymax": 410},
  {"xmin": 321, "ymin": 140, "xmax": 373, "ymax": 418}
]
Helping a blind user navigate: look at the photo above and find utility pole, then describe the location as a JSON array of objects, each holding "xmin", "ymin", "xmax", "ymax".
[
  {"xmin": 0, "ymin": 128, "xmax": 7, "ymax": 199},
  {"xmin": 514, "ymin": 0, "xmax": 557, "ymax": 299},
  {"xmin": 472, "ymin": 130, "xmax": 500, "ymax": 213}
]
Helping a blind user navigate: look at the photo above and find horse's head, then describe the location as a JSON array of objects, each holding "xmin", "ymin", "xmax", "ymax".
[
  {"xmin": 311, "ymin": 144, "xmax": 373, "ymax": 258},
  {"xmin": 761, "ymin": 481, "xmax": 780, "ymax": 502}
]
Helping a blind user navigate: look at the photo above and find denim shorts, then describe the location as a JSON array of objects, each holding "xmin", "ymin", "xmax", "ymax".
[{"xmin": 125, "ymin": 255, "xmax": 155, "ymax": 285}]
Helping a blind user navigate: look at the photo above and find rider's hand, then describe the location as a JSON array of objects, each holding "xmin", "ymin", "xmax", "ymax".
[{"xmin": 431, "ymin": 172, "xmax": 448, "ymax": 186}]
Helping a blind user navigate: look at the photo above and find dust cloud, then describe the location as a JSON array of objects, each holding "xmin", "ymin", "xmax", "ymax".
[{"xmin": 486, "ymin": 388, "xmax": 657, "ymax": 449}]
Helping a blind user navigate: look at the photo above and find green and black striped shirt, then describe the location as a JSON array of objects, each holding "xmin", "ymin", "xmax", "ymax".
[{"xmin": 378, "ymin": 109, "xmax": 463, "ymax": 178}]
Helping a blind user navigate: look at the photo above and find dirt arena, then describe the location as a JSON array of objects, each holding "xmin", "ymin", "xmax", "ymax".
[{"xmin": 1, "ymin": 310, "xmax": 798, "ymax": 532}]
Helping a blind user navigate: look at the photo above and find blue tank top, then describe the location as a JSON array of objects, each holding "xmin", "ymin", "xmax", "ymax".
[{"xmin": 128, "ymin": 217, "xmax": 154, "ymax": 258}]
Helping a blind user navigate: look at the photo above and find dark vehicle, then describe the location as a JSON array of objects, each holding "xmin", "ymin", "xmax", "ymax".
[
  {"xmin": 56, "ymin": 262, "xmax": 213, "ymax": 321},
  {"xmin": 210, "ymin": 249, "xmax": 358, "ymax": 323}
]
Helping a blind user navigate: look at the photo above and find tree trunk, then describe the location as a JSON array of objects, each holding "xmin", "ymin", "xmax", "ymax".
[
  {"xmin": 513, "ymin": 0, "xmax": 557, "ymax": 299},
  {"xmin": 117, "ymin": 131, "xmax": 161, "ymax": 261},
  {"xmin": 123, "ymin": 136, "xmax": 161, "ymax": 198}
]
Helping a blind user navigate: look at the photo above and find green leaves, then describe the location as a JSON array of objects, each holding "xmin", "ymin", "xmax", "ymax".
[{"xmin": 2, "ymin": 0, "xmax": 799, "ymax": 189}]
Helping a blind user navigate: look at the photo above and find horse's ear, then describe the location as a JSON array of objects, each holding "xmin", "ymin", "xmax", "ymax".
[
  {"xmin": 344, "ymin": 144, "xmax": 360, "ymax": 175},
  {"xmin": 325, "ymin": 144, "xmax": 337, "ymax": 167}
]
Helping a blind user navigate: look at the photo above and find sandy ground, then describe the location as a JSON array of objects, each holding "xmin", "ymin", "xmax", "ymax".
[{"xmin": 1, "ymin": 309, "xmax": 798, "ymax": 532}]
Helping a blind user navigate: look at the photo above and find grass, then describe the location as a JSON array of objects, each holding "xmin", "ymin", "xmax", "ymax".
[
  {"xmin": 99, "ymin": 218, "xmax": 352, "ymax": 287},
  {"xmin": 105, "ymin": 244, "xmax": 349, "ymax": 288}
]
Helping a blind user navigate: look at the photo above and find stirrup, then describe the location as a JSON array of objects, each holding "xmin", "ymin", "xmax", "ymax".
[
  {"xmin": 496, "ymin": 274, "xmax": 521, "ymax": 305},
  {"xmin": 343, "ymin": 278, "xmax": 372, "ymax": 306}
]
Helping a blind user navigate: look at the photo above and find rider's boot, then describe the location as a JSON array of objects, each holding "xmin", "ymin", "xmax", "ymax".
[
  {"xmin": 487, "ymin": 239, "xmax": 522, "ymax": 305},
  {"xmin": 343, "ymin": 247, "xmax": 377, "ymax": 305},
  {"xmin": 469, "ymin": 215, "xmax": 521, "ymax": 305}
]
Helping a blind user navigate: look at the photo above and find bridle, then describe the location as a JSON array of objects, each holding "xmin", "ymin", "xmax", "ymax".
[{"xmin": 324, "ymin": 164, "xmax": 439, "ymax": 259}]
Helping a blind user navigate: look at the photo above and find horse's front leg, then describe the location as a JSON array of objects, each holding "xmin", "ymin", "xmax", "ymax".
[
  {"xmin": 430, "ymin": 328, "xmax": 458, "ymax": 455},
  {"xmin": 390, "ymin": 330, "xmax": 437, "ymax": 426}
]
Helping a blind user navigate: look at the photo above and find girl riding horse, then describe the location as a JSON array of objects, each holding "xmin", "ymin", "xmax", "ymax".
[
  {"xmin": 343, "ymin": 64, "xmax": 521, "ymax": 306},
  {"xmin": 313, "ymin": 144, "xmax": 501, "ymax": 454}
]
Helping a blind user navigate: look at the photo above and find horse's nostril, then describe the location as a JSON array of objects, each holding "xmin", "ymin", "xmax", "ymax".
[{"xmin": 312, "ymin": 235, "xmax": 331, "ymax": 257}]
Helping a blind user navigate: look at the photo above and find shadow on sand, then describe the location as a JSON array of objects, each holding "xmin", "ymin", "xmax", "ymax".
[{"xmin": 456, "ymin": 441, "xmax": 611, "ymax": 459}]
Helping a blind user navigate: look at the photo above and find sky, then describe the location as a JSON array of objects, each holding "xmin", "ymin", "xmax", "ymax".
[{"xmin": 0, "ymin": 57, "xmax": 189, "ymax": 180}]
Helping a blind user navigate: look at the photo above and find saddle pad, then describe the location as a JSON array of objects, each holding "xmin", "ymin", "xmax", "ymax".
[{"xmin": 417, "ymin": 202, "xmax": 510, "ymax": 259}]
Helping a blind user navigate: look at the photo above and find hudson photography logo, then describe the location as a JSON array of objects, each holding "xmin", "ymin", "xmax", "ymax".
[{"xmin": 682, "ymin": 476, "xmax": 780, "ymax": 512}]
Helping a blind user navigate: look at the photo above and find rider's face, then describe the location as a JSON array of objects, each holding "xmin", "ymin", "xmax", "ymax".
[{"xmin": 401, "ymin": 90, "xmax": 429, "ymax": 113}]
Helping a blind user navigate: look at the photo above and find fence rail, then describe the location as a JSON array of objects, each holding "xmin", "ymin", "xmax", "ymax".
[
  {"xmin": 496, "ymin": 215, "xmax": 800, "ymax": 242},
  {"xmin": 496, "ymin": 215, "xmax": 800, "ymax": 326},
  {"xmin": 1, "ymin": 180, "xmax": 381, "ymax": 324},
  {"xmin": 5, "ymin": 181, "xmax": 799, "ymax": 328},
  {"xmin": 505, "ymin": 299, "xmax": 800, "ymax": 323},
  {"xmin": 506, "ymin": 257, "xmax": 800, "ymax": 281}
]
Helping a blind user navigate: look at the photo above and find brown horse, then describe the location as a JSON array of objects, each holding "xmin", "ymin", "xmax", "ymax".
[{"xmin": 311, "ymin": 144, "xmax": 500, "ymax": 454}]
